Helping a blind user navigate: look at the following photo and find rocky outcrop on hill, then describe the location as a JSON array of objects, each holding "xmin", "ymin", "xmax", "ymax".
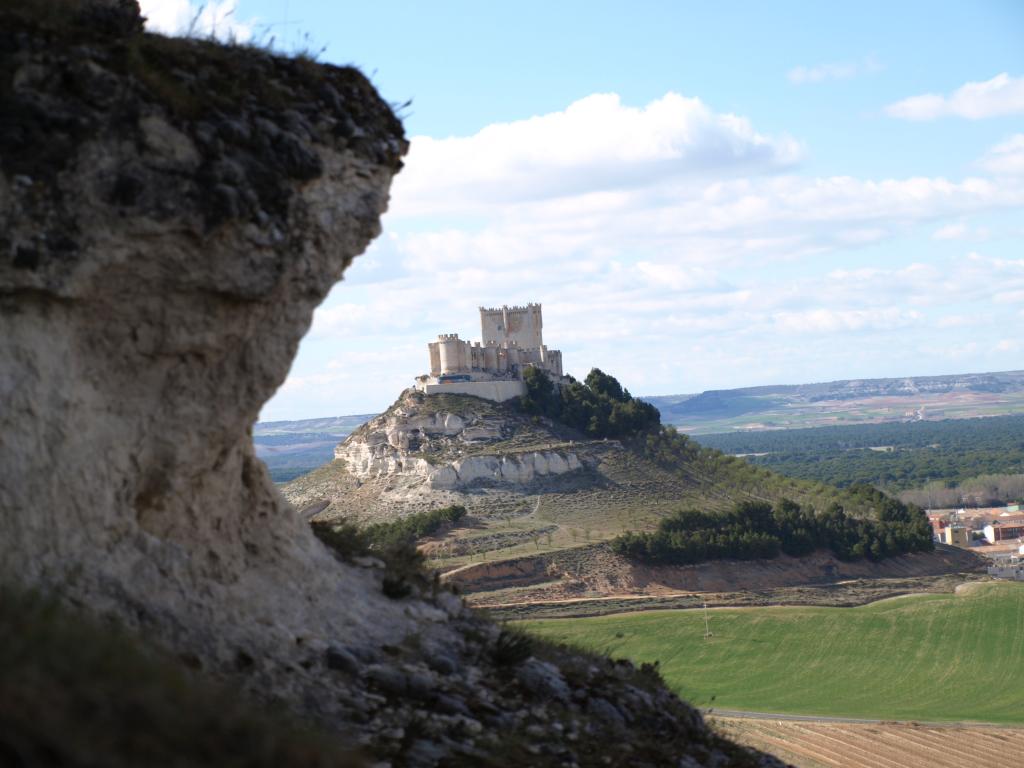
[
  {"xmin": 0, "ymin": 3, "xmax": 782, "ymax": 766},
  {"xmin": 335, "ymin": 389, "xmax": 583, "ymax": 490}
]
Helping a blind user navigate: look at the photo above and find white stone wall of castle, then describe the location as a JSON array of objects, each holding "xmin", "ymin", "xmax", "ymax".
[
  {"xmin": 483, "ymin": 345, "xmax": 498, "ymax": 370},
  {"xmin": 480, "ymin": 303, "xmax": 543, "ymax": 349},
  {"xmin": 470, "ymin": 343, "xmax": 485, "ymax": 370},
  {"xmin": 420, "ymin": 379, "xmax": 526, "ymax": 402},
  {"xmin": 437, "ymin": 335, "xmax": 470, "ymax": 374},
  {"xmin": 428, "ymin": 343, "xmax": 441, "ymax": 376},
  {"xmin": 544, "ymin": 348, "xmax": 563, "ymax": 377}
]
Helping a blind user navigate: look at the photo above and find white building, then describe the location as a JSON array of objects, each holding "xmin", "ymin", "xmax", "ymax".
[
  {"xmin": 983, "ymin": 517, "xmax": 1024, "ymax": 544},
  {"xmin": 415, "ymin": 304, "xmax": 565, "ymax": 402}
]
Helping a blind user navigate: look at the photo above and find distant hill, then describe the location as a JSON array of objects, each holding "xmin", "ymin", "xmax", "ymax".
[
  {"xmin": 644, "ymin": 370, "xmax": 1024, "ymax": 434},
  {"xmin": 253, "ymin": 414, "xmax": 375, "ymax": 482}
]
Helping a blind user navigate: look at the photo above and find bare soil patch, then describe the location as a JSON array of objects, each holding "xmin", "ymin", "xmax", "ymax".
[
  {"xmin": 715, "ymin": 716, "xmax": 1024, "ymax": 768},
  {"xmin": 480, "ymin": 573, "xmax": 990, "ymax": 620},
  {"xmin": 449, "ymin": 542, "xmax": 985, "ymax": 608}
]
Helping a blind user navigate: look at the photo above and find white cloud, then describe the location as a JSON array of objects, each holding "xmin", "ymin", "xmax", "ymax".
[
  {"xmin": 978, "ymin": 134, "xmax": 1024, "ymax": 176},
  {"xmin": 139, "ymin": 0, "xmax": 253, "ymax": 41},
  {"xmin": 391, "ymin": 92, "xmax": 801, "ymax": 215},
  {"xmin": 269, "ymin": 241, "xmax": 1024, "ymax": 414},
  {"xmin": 262, "ymin": 90, "xmax": 1024, "ymax": 416},
  {"xmin": 787, "ymin": 56, "xmax": 882, "ymax": 85},
  {"xmin": 932, "ymin": 222, "xmax": 968, "ymax": 240},
  {"xmin": 885, "ymin": 73, "xmax": 1024, "ymax": 120},
  {"xmin": 771, "ymin": 308, "xmax": 922, "ymax": 334},
  {"xmin": 993, "ymin": 289, "xmax": 1024, "ymax": 304}
]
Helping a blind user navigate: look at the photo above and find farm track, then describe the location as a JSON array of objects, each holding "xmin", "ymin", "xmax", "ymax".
[{"xmin": 716, "ymin": 716, "xmax": 1024, "ymax": 768}]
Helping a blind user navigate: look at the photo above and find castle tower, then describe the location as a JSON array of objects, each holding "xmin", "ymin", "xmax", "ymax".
[
  {"xmin": 431, "ymin": 334, "xmax": 470, "ymax": 375},
  {"xmin": 479, "ymin": 303, "xmax": 543, "ymax": 349}
]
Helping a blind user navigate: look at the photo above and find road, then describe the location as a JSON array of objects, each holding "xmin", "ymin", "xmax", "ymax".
[{"xmin": 704, "ymin": 709, "xmax": 1016, "ymax": 729}]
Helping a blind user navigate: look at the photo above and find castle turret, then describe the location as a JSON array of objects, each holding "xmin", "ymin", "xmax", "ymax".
[{"xmin": 434, "ymin": 333, "xmax": 470, "ymax": 374}]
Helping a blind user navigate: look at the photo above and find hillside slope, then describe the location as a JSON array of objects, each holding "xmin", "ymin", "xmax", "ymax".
[
  {"xmin": 284, "ymin": 388, "xmax": 846, "ymax": 528},
  {"xmin": 282, "ymin": 388, "xmax": 976, "ymax": 600}
]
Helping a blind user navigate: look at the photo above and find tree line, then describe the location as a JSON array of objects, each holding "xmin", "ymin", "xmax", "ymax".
[
  {"xmin": 694, "ymin": 414, "xmax": 1024, "ymax": 494},
  {"xmin": 518, "ymin": 366, "xmax": 661, "ymax": 439},
  {"xmin": 361, "ymin": 504, "xmax": 468, "ymax": 548},
  {"xmin": 611, "ymin": 493, "xmax": 934, "ymax": 566}
]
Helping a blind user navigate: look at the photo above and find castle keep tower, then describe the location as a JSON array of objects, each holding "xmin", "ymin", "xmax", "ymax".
[
  {"xmin": 480, "ymin": 303, "xmax": 543, "ymax": 349},
  {"xmin": 417, "ymin": 303, "xmax": 565, "ymax": 402}
]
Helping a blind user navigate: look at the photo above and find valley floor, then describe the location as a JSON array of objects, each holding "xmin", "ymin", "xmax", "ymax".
[{"xmin": 520, "ymin": 582, "xmax": 1024, "ymax": 725}]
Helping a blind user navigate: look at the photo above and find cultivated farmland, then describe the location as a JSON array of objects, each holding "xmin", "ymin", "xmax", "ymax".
[
  {"xmin": 714, "ymin": 717, "xmax": 1024, "ymax": 768},
  {"xmin": 522, "ymin": 582, "xmax": 1024, "ymax": 724}
]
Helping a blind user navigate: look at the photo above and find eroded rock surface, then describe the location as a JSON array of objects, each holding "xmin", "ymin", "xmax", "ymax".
[
  {"xmin": 335, "ymin": 389, "xmax": 583, "ymax": 490},
  {"xmin": 0, "ymin": 4, "xmax": 784, "ymax": 766},
  {"xmin": 1, "ymin": 0, "xmax": 412, "ymax": 710}
]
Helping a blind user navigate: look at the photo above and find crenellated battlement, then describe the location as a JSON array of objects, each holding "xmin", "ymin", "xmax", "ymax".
[
  {"xmin": 437, "ymin": 333, "xmax": 461, "ymax": 341},
  {"xmin": 479, "ymin": 303, "xmax": 541, "ymax": 313}
]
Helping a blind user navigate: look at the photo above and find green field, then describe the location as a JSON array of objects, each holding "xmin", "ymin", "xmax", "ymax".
[{"xmin": 521, "ymin": 582, "xmax": 1024, "ymax": 724}]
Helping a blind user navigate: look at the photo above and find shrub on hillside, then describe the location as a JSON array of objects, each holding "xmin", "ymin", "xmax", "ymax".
[
  {"xmin": 312, "ymin": 505, "xmax": 468, "ymax": 600},
  {"xmin": 362, "ymin": 504, "xmax": 467, "ymax": 548}
]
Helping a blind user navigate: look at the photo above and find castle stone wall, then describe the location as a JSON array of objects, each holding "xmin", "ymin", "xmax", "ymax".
[
  {"xmin": 480, "ymin": 303, "xmax": 543, "ymax": 348},
  {"xmin": 421, "ymin": 380, "xmax": 526, "ymax": 402}
]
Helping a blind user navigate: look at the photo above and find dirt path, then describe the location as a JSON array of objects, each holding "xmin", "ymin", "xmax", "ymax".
[
  {"xmin": 708, "ymin": 709, "xmax": 1014, "ymax": 728},
  {"xmin": 483, "ymin": 573, "xmax": 991, "ymax": 620}
]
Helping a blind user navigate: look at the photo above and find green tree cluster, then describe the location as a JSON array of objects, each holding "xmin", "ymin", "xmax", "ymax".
[
  {"xmin": 696, "ymin": 414, "xmax": 1024, "ymax": 493},
  {"xmin": 362, "ymin": 504, "xmax": 467, "ymax": 549},
  {"xmin": 611, "ymin": 492, "xmax": 933, "ymax": 566},
  {"xmin": 518, "ymin": 367, "xmax": 661, "ymax": 439}
]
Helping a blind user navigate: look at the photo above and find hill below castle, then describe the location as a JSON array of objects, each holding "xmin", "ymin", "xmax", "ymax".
[
  {"xmin": 259, "ymin": 369, "xmax": 1024, "ymax": 481},
  {"xmin": 283, "ymin": 385, "xmax": 980, "ymax": 607}
]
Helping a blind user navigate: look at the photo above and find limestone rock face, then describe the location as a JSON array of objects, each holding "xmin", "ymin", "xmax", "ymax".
[
  {"xmin": 334, "ymin": 389, "xmax": 583, "ymax": 491},
  {"xmin": 0, "ymin": 1, "xmax": 413, "ymax": 680},
  {"xmin": 432, "ymin": 452, "xmax": 583, "ymax": 489}
]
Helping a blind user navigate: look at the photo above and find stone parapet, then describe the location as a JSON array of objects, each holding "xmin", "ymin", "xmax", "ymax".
[{"xmin": 419, "ymin": 379, "xmax": 526, "ymax": 402}]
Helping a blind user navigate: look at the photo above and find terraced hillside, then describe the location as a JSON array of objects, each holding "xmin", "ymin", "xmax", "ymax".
[{"xmin": 282, "ymin": 388, "xmax": 980, "ymax": 600}]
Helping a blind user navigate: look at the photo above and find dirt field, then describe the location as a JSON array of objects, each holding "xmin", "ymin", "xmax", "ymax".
[
  {"xmin": 481, "ymin": 573, "xmax": 991, "ymax": 621},
  {"xmin": 716, "ymin": 716, "xmax": 1024, "ymax": 768},
  {"xmin": 450, "ymin": 542, "xmax": 986, "ymax": 607}
]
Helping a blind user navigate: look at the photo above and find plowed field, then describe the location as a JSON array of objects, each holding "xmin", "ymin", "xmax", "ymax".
[{"xmin": 716, "ymin": 717, "xmax": 1024, "ymax": 768}]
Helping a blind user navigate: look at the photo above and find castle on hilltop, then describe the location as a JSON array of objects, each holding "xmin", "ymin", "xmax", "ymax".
[{"xmin": 414, "ymin": 303, "xmax": 565, "ymax": 402}]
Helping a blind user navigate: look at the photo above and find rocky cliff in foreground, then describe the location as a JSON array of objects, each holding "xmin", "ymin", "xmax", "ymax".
[{"xmin": 0, "ymin": 3, "xmax": 782, "ymax": 766}]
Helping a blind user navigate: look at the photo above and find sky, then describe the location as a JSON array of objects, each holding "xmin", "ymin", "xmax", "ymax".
[{"xmin": 139, "ymin": 1, "xmax": 1024, "ymax": 419}]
